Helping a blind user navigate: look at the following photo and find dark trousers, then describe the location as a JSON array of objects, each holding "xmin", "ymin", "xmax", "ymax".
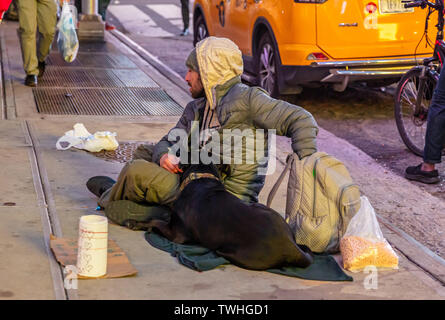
[
  {"xmin": 424, "ymin": 69, "xmax": 445, "ymax": 163},
  {"xmin": 98, "ymin": 0, "xmax": 110, "ymax": 21},
  {"xmin": 180, "ymin": 0, "xmax": 189, "ymax": 30}
]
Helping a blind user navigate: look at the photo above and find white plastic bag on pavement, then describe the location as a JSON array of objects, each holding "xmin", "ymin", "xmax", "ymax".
[
  {"xmin": 56, "ymin": 123, "xmax": 119, "ymax": 152},
  {"xmin": 83, "ymin": 131, "xmax": 119, "ymax": 152},
  {"xmin": 57, "ymin": 1, "xmax": 79, "ymax": 62},
  {"xmin": 340, "ymin": 196, "xmax": 399, "ymax": 272}
]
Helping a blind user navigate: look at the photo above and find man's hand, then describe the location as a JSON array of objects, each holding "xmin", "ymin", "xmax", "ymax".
[{"xmin": 160, "ymin": 153, "xmax": 183, "ymax": 174}]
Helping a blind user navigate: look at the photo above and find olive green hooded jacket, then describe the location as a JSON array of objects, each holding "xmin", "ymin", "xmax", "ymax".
[{"xmin": 153, "ymin": 37, "xmax": 318, "ymax": 203}]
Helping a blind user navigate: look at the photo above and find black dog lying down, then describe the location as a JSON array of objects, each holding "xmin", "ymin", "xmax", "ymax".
[{"xmin": 148, "ymin": 164, "xmax": 313, "ymax": 270}]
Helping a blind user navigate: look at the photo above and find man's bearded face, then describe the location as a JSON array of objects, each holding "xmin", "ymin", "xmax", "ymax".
[{"xmin": 185, "ymin": 69, "xmax": 205, "ymax": 99}]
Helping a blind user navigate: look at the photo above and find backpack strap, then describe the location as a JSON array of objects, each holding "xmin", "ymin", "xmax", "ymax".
[{"xmin": 267, "ymin": 153, "xmax": 293, "ymax": 208}]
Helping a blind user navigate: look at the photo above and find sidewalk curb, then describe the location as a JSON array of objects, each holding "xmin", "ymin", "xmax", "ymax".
[
  {"xmin": 109, "ymin": 29, "xmax": 191, "ymax": 94},
  {"xmin": 107, "ymin": 30, "xmax": 191, "ymax": 110},
  {"xmin": 378, "ymin": 215, "xmax": 445, "ymax": 285}
]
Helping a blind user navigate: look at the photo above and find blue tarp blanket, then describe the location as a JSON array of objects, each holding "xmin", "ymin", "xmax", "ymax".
[{"xmin": 144, "ymin": 231, "xmax": 353, "ymax": 282}]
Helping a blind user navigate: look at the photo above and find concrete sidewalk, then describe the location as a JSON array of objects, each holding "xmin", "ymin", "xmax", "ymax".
[{"xmin": 0, "ymin": 20, "xmax": 444, "ymax": 300}]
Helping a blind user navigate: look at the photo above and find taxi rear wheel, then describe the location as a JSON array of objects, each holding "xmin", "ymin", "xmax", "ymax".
[
  {"xmin": 193, "ymin": 15, "xmax": 209, "ymax": 46},
  {"xmin": 257, "ymin": 33, "xmax": 279, "ymax": 97}
]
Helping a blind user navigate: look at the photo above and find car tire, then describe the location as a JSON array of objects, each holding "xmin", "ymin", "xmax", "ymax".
[
  {"xmin": 193, "ymin": 14, "xmax": 209, "ymax": 46},
  {"xmin": 256, "ymin": 33, "xmax": 279, "ymax": 97}
]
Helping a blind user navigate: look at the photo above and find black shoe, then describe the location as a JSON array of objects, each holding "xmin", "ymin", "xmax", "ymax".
[
  {"xmin": 38, "ymin": 61, "xmax": 46, "ymax": 78},
  {"xmin": 405, "ymin": 164, "xmax": 440, "ymax": 184},
  {"xmin": 25, "ymin": 75, "xmax": 37, "ymax": 87},
  {"xmin": 86, "ymin": 176, "xmax": 116, "ymax": 197}
]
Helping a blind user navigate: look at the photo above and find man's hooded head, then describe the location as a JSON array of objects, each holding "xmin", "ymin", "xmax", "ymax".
[
  {"xmin": 185, "ymin": 47, "xmax": 199, "ymax": 74},
  {"xmin": 185, "ymin": 47, "xmax": 205, "ymax": 99},
  {"xmin": 185, "ymin": 37, "xmax": 243, "ymax": 107}
]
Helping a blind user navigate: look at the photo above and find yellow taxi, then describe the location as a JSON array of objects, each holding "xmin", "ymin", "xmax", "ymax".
[{"xmin": 192, "ymin": 0, "xmax": 435, "ymax": 96}]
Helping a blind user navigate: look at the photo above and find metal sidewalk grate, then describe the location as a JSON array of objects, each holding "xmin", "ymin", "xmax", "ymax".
[
  {"xmin": 47, "ymin": 52, "xmax": 138, "ymax": 69},
  {"xmin": 38, "ymin": 68, "xmax": 95, "ymax": 88},
  {"xmin": 37, "ymin": 67, "xmax": 160, "ymax": 88},
  {"xmin": 35, "ymin": 50, "xmax": 183, "ymax": 116},
  {"xmin": 33, "ymin": 88, "xmax": 184, "ymax": 116},
  {"xmin": 92, "ymin": 141, "xmax": 149, "ymax": 163}
]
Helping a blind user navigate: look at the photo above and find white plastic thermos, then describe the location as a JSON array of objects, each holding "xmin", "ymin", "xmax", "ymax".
[{"xmin": 76, "ymin": 215, "xmax": 108, "ymax": 277}]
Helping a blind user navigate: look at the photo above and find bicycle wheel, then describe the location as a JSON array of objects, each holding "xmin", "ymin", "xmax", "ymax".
[{"xmin": 394, "ymin": 68, "xmax": 438, "ymax": 156}]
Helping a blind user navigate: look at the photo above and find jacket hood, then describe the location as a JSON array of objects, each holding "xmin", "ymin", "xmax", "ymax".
[
  {"xmin": 185, "ymin": 48, "xmax": 199, "ymax": 73},
  {"xmin": 195, "ymin": 37, "xmax": 243, "ymax": 110}
]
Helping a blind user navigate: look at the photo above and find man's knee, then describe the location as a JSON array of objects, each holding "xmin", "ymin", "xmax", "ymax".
[
  {"xmin": 428, "ymin": 102, "xmax": 445, "ymax": 121},
  {"xmin": 39, "ymin": 30, "xmax": 56, "ymax": 39},
  {"xmin": 121, "ymin": 159, "xmax": 179, "ymax": 204},
  {"xmin": 125, "ymin": 159, "xmax": 157, "ymax": 177},
  {"xmin": 19, "ymin": 28, "xmax": 35, "ymax": 39},
  {"xmin": 124, "ymin": 159, "xmax": 178, "ymax": 187}
]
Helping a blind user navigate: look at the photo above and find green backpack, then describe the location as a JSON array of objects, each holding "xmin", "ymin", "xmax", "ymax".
[{"xmin": 267, "ymin": 152, "xmax": 361, "ymax": 253}]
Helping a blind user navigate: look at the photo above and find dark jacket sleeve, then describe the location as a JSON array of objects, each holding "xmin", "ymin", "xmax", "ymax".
[
  {"xmin": 152, "ymin": 101, "xmax": 196, "ymax": 164},
  {"xmin": 249, "ymin": 87, "xmax": 318, "ymax": 159}
]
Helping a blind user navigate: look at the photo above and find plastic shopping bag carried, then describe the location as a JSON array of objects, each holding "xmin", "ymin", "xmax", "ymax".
[
  {"xmin": 56, "ymin": 123, "xmax": 119, "ymax": 153},
  {"xmin": 57, "ymin": 2, "xmax": 79, "ymax": 62},
  {"xmin": 340, "ymin": 196, "xmax": 399, "ymax": 272}
]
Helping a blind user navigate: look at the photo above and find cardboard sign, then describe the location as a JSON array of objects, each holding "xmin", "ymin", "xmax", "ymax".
[{"xmin": 50, "ymin": 234, "xmax": 138, "ymax": 279}]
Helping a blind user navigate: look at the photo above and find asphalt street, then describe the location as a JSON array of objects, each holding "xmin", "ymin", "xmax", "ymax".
[{"xmin": 107, "ymin": 0, "xmax": 194, "ymax": 77}]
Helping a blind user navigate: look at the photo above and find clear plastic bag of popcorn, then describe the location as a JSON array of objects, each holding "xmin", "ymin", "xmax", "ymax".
[{"xmin": 340, "ymin": 196, "xmax": 399, "ymax": 272}]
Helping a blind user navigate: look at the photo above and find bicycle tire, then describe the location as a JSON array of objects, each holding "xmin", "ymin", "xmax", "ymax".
[{"xmin": 394, "ymin": 67, "xmax": 438, "ymax": 156}]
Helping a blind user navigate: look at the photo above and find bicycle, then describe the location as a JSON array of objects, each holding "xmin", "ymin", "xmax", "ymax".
[{"xmin": 394, "ymin": 0, "xmax": 444, "ymax": 156}]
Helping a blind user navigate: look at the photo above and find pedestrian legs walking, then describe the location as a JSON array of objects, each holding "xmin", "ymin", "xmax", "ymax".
[
  {"xmin": 16, "ymin": 0, "xmax": 57, "ymax": 86},
  {"xmin": 180, "ymin": 0, "xmax": 189, "ymax": 36},
  {"xmin": 98, "ymin": 0, "xmax": 115, "ymax": 30}
]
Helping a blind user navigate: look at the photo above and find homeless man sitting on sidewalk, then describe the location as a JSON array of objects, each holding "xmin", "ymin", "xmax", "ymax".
[{"xmin": 86, "ymin": 37, "xmax": 319, "ymax": 229}]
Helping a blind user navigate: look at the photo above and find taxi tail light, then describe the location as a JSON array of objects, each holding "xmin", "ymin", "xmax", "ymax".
[
  {"xmin": 307, "ymin": 52, "xmax": 329, "ymax": 60},
  {"xmin": 366, "ymin": 2, "xmax": 378, "ymax": 13}
]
